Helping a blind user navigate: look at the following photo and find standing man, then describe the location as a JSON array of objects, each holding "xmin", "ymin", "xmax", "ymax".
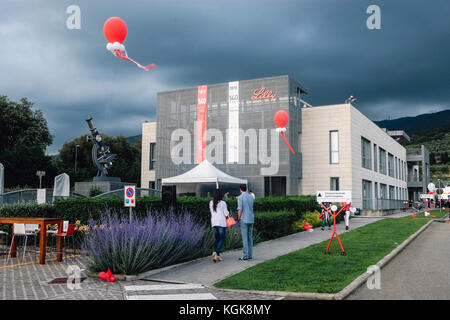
[{"xmin": 237, "ymin": 184, "xmax": 254, "ymax": 261}]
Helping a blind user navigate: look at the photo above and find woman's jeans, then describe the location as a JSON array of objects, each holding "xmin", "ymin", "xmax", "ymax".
[{"xmin": 213, "ymin": 226, "xmax": 226, "ymax": 256}]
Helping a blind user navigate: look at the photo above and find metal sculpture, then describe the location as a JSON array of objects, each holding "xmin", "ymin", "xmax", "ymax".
[{"xmin": 86, "ymin": 117, "xmax": 117, "ymax": 179}]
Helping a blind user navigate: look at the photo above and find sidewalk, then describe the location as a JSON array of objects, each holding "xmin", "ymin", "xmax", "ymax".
[
  {"xmin": 347, "ymin": 220, "xmax": 450, "ymax": 300},
  {"xmin": 144, "ymin": 216, "xmax": 381, "ymax": 286}
]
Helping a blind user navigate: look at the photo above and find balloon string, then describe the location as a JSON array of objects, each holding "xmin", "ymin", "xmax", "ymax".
[
  {"xmin": 280, "ymin": 132, "xmax": 295, "ymax": 154},
  {"xmin": 114, "ymin": 50, "xmax": 157, "ymax": 71}
]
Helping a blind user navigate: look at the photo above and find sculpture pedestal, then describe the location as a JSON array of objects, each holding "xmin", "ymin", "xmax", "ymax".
[{"xmin": 74, "ymin": 178, "xmax": 135, "ymax": 197}]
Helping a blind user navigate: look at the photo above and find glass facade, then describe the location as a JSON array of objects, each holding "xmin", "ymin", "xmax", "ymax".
[{"xmin": 155, "ymin": 75, "xmax": 305, "ymax": 196}]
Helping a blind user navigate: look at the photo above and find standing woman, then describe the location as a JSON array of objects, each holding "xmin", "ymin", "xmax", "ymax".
[{"xmin": 209, "ymin": 189, "xmax": 229, "ymax": 262}]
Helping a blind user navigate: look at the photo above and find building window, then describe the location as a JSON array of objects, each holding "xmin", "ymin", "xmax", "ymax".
[
  {"xmin": 361, "ymin": 137, "xmax": 372, "ymax": 169},
  {"xmin": 380, "ymin": 184, "xmax": 387, "ymax": 199},
  {"xmin": 395, "ymin": 157, "xmax": 398, "ymax": 179},
  {"xmin": 149, "ymin": 181, "xmax": 155, "ymax": 189},
  {"xmin": 362, "ymin": 180, "xmax": 372, "ymax": 209},
  {"xmin": 373, "ymin": 144, "xmax": 378, "ymax": 172},
  {"xmin": 149, "ymin": 143, "xmax": 156, "ymax": 170},
  {"xmin": 329, "ymin": 131, "xmax": 339, "ymax": 164},
  {"xmin": 388, "ymin": 153, "xmax": 395, "ymax": 177},
  {"xmin": 374, "ymin": 182, "xmax": 378, "ymax": 199},
  {"xmin": 264, "ymin": 176, "xmax": 286, "ymax": 197},
  {"xmin": 379, "ymin": 148, "xmax": 387, "ymax": 175},
  {"xmin": 389, "ymin": 185, "xmax": 395, "ymax": 199},
  {"xmin": 330, "ymin": 177, "xmax": 339, "ymax": 191}
]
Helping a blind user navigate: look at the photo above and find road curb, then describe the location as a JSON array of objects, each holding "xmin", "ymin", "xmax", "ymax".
[{"xmin": 214, "ymin": 215, "xmax": 442, "ymax": 300}]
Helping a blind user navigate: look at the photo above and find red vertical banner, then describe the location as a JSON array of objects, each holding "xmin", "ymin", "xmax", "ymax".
[{"xmin": 196, "ymin": 85, "xmax": 208, "ymax": 163}]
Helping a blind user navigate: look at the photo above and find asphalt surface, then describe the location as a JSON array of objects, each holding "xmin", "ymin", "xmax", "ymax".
[{"xmin": 347, "ymin": 220, "xmax": 450, "ymax": 300}]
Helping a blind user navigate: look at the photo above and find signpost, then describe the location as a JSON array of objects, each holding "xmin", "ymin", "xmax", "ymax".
[
  {"xmin": 124, "ymin": 185, "xmax": 135, "ymax": 221},
  {"xmin": 316, "ymin": 191, "xmax": 352, "ymax": 255},
  {"xmin": 316, "ymin": 191, "xmax": 352, "ymax": 203}
]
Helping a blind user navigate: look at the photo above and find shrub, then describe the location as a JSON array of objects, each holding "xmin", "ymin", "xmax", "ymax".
[
  {"xmin": 0, "ymin": 202, "xmax": 55, "ymax": 233},
  {"xmin": 88, "ymin": 186, "xmax": 102, "ymax": 197},
  {"xmin": 82, "ymin": 211, "xmax": 206, "ymax": 275},
  {"xmin": 253, "ymin": 210, "xmax": 299, "ymax": 240},
  {"xmin": 292, "ymin": 211, "xmax": 323, "ymax": 232}
]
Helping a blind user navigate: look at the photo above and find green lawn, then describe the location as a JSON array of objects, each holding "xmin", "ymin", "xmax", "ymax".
[{"xmin": 215, "ymin": 209, "xmax": 448, "ymax": 294}]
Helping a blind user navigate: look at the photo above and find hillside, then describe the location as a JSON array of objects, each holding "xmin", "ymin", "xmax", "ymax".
[
  {"xmin": 374, "ymin": 109, "xmax": 450, "ymax": 135},
  {"xmin": 375, "ymin": 110, "xmax": 450, "ymax": 180}
]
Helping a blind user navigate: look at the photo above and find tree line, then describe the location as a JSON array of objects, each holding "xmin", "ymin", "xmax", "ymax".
[{"xmin": 0, "ymin": 95, "xmax": 141, "ymax": 190}]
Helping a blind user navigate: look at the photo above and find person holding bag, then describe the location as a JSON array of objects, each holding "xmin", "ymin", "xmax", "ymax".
[{"xmin": 209, "ymin": 189, "xmax": 230, "ymax": 262}]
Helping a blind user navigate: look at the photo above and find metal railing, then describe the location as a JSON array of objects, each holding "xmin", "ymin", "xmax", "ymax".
[
  {"xmin": 0, "ymin": 189, "xmax": 73, "ymax": 206},
  {"xmin": 93, "ymin": 188, "xmax": 161, "ymax": 198}
]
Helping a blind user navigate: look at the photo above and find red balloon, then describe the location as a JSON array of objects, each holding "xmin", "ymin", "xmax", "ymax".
[
  {"xmin": 109, "ymin": 276, "xmax": 117, "ymax": 283},
  {"xmin": 103, "ymin": 17, "xmax": 127, "ymax": 43},
  {"xmin": 274, "ymin": 110, "xmax": 289, "ymax": 128},
  {"xmin": 99, "ymin": 272, "xmax": 107, "ymax": 280}
]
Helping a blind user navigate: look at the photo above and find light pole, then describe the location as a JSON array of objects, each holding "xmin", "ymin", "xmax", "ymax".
[
  {"xmin": 75, "ymin": 144, "xmax": 80, "ymax": 172},
  {"xmin": 438, "ymin": 178, "xmax": 441, "ymax": 214},
  {"xmin": 36, "ymin": 171, "xmax": 45, "ymax": 189}
]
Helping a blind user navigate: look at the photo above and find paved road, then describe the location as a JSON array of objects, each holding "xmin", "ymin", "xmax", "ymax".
[
  {"xmin": 145, "ymin": 217, "xmax": 379, "ymax": 287},
  {"xmin": 347, "ymin": 220, "xmax": 450, "ymax": 300}
]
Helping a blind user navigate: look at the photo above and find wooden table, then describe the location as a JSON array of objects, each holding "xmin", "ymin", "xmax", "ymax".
[{"xmin": 0, "ymin": 217, "xmax": 64, "ymax": 264}]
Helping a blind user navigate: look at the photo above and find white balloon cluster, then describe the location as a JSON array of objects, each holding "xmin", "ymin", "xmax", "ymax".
[{"xmin": 106, "ymin": 41, "xmax": 126, "ymax": 53}]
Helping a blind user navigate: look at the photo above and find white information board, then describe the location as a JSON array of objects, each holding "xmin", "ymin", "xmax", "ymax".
[
  {"xmin": 316, "ymin": 191, "xmax": 352, "ymax": 203},
  {"xmin": 37, "ymin": 188, "xmax": 46, "ymax": 204}
]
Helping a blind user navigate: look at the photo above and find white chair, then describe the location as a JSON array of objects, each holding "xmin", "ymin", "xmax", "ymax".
[
  {"xmin": 46, "ymin": 221, "xmax": 68, "ymax": 251},
  {"xmin": 6, "ymin": 224, "xmax": 37, "ymax": 263},
  {"xmin": 25, "ymin": 224, "xmax": 40, "ymax": 259}
]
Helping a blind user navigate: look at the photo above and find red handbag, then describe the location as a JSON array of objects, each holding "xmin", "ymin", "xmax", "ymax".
[{"xmin": 226, "ymin": 216, "xmax": 237, "ymax": 228}]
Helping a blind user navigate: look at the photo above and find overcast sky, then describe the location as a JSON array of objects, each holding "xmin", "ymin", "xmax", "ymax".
[{"xmin": 1, "ymin": 0, "xmax": 449, "ymax": 154}]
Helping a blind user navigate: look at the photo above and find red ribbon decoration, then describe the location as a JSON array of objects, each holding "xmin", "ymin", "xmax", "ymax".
[{"xmin": 274, "ymin": 110, "xmax": 295, "ymax": 154}]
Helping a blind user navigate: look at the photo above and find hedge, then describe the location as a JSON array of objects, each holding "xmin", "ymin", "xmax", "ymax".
[
  {"xmin": 0, "ymin": 196, "xmax": 321, "ymax": 238},
  {"xmin": 49, "ymin": 195, "xmax": 320, "ymax": 226}
]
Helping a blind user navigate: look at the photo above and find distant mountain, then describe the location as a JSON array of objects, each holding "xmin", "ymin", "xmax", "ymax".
[
  {"xmin": 127, "ymin": 135, "xmax": 141, "ymax": 145},
  {"xmin": 374, "ymin": 109, "xmax": 450, "ymax": 135}
]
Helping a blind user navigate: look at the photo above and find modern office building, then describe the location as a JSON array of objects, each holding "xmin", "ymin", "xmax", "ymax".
[
  {"xmin": 300, "ymin": 104, "xmax": 408, "ymax": 211},
  {"xmin": 141, "ymin": 75, "xmax": 412, "ymax": 212}
]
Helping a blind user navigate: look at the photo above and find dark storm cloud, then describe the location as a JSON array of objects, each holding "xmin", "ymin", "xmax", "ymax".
[{"xmin": 1, "ymin": 0, "xmax": 449, "ymax": 154}]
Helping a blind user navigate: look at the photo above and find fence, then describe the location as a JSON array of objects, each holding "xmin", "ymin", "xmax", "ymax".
[{"xmin": 93, "ymin": 188, "xmax": 161, "ymax": 198}]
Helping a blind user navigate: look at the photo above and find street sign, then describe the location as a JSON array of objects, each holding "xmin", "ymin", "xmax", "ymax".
[
  {"xmin": 420, "ymin": 194, "xmax": 434, "ymax": 200},
  {"xmin": 316, "ymin": 191, "xmax": 352, "ymax": 203},
  {"xmin": 124, "ymin": 185, "xmax": 135, "ymax": 207}
]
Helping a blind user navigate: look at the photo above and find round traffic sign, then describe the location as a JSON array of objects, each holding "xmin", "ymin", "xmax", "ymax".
[{"xmin": 126, "ymin": 187, "xmax": 134, "ymax": 198}]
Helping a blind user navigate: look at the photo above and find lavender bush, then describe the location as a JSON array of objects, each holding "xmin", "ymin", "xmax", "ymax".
[{"xmin": 83, "ymin": 211, "xmax": 206, "ymax": 275}]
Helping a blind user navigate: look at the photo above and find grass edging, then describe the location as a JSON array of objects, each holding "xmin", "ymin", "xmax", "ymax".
[{"xmin": 214, "ymin": 215, "xmax": 444, "ymax": 300}]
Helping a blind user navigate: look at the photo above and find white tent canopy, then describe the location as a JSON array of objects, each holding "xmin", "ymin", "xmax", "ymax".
[{"xmin": 162, "ymin": 160, "xmax": 247, "ymax": 189}]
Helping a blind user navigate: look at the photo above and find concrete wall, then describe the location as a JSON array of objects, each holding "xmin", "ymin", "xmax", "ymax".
[
  {"xmin": 300, "ymin": 104, "xmax": 353, "ymax": 197},
  {"xmin": 141, "ymin": 121, "xmax": 157, "ymax": 188}
]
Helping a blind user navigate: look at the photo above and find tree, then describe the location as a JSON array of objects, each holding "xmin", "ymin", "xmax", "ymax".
[
  {"xmin": 55, "ymin": 134, "xmax": 141, "ymax": 185},
  {"xmin": 441, "ymin": 151, "xmax": 449, "ymax": 164},
  {"xmin": 430, "ymin": 152, "xmax": 436, "ymax": 165},
  {"xmin": 0, "ymin": 95, "xmax": 55, "ymax": 188}
]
